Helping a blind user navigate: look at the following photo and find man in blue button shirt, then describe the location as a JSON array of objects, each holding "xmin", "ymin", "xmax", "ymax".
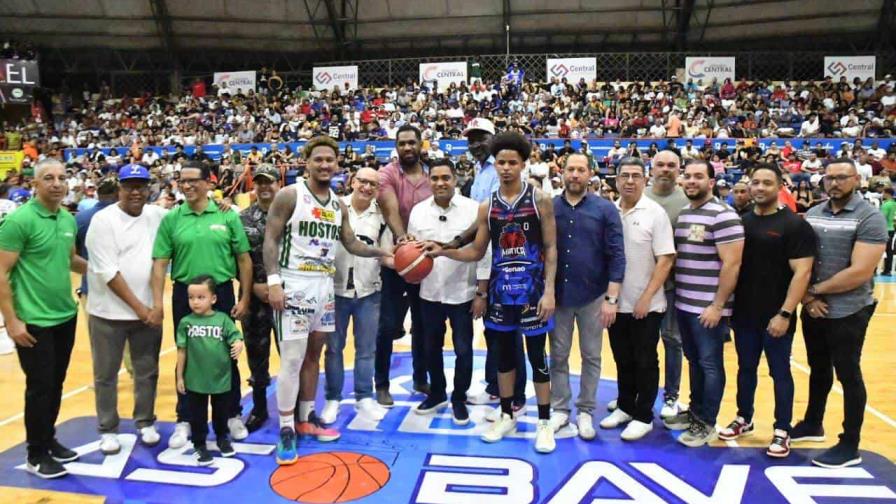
[{"xmin": 549, "ymin": 153, "xmax": 625, "ymax": 440}]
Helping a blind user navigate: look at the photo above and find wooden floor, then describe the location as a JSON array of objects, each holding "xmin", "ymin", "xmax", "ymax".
[{"xmin": 1, "ymin": 277, "xmax": 895, "ymax": 502}]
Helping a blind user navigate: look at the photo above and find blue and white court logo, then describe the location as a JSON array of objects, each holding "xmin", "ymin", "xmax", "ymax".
[{"xmin": 1, "ymin": 352, "xmax": 895, "ymax": 503}]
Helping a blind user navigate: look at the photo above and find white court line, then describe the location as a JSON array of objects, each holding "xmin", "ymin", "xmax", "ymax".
[{"xmin": 790, "ymin": 358, "xmax": 896, "ymax": 430}]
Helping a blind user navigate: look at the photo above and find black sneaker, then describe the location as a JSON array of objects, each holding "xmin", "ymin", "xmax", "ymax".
[
  {"xmin": 195, "ymin": 445, "xmax": 214, "ymax": 466},
  {"xmin": 49, "ymin": 439, "xmax": 79, "ymax": 463},
  {"xmin": 791, "ymin": 421, "xmax": 826, "ymax": 443},
  {"xmin": 245, "ymin": 412, "xmax": 269, "ymax": 433},
  {"xmin": 415, "ymin": 396, "xmax": 448, "ymax": 415},
  {"xmin": 25, "ymin": 454, "xmax": 67, "ymax": 479},
  {"xmin": 812, "ymin": 440, "xmax": 862, "ymax": 468},
  {"xmin": 452, "ymin": 401, "xmax": 470, "ymax": 426},
  {"xmin": 217, "ymin": 438, "xmax": 236, "ymax": 458}
]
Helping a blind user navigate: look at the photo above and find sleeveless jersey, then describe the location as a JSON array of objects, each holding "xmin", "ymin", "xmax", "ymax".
[
  {"xmin": 279, "ymin": 181, "xmax": 342, "ymax": 277},
  {"xmin": 487, "ymin": 183, "xmax": 545, "ymax": 306}
]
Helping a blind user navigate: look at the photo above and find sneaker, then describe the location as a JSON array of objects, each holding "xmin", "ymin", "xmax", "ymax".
[
  {"xmin": 297, "ymin": 412, "xmax": 341, "ymax": 442},
  {"xmin": 244, "ymin": 412, "xmax": 269, "ymax": 433},
  {"xmin": 168, "ymin": 422, "xmax": 191, "ymax": 449},
  {"xmin": 660, "ymin": 397, "xmax": 683, "ymax": 419},
  {"xmin": 678, "ymin": 419, "xmax": 718, "ymax": 447},
  {"xmin": 276, "ymin": 427, "xmax": 298, "ymax": 465},
  {"xmin": 578, "ymin": 412, "xmax": 597, "ymax": 440},
  {"xmin": 535, "ymin": 419, "xmax": 556, "ymax": 453},
  {"xmin": 415, "ymin": 396, "xmax": 449, "ymax": 415},
  {"xmin": 356, "ymin": 398, "xmax": 387, "ymax": 421},
  {"xmin": 139, "ymin": 425, "xmax": 161, "ymax": 446},
  {"xmin": 320, "ymin": 400, "xmax": 340, "ymax": 424},
  {"xmin": 791, "ymin": 421, "xmax": 826, "ymax": 443},
  {"xmin": 376, "ymin": 387, "xmax": 394, "ymax": 408},
  {"xmin": 481, "ymin": 413, "xmax": 517, "ymax": 443},
  {"xmin": 718, "ymin": 416, "xmax": 755, "ymax": 441},
  {"xmin": 452, "ymin": 401, "xmax": 470, "ymax": 425},
  {"xmin": 99, "ymin": 433, "xmax": 121, "ymax": 455},
  {"xmin": 413, "ymin": 382, "xmax": 431, "ymax": 396},
  {"xmin": 549, "ymin": 411, "xmax": 570, "ymax": 432},
  {"xmin": 599, "ymin": 409, "xmax": 633, "ymax": 429},
  {"xmin": 227, "ymin": 417, "xmax": 248, "ymax": 441},
  {"xmin": 49, "ymin": 439, "xmax": 79, "ymax": 463},
  {"xmin": 467, "ymin": 390, "xmax": 499, "ymax": 405},
  {"xmin": 621, "ymin": 420, "xmax": 654, "ymax": 441},
  {"xmin": 812, "ymin": 440, "xmax": 862, "ymax": 468},
  {"xmin": 217, "ymin": 438, "xmax": 236, "ymax": 458},
  {"xmin": 663, "ymin": 410, "xmax": 694, "ymax": 430},
  {"xmin": 194, "ymin": 446, "xmax": 214, "ymax": 466},
  {"xmin": 767, "ymin": 429, "xmax": 791, "ymax": 458},
  {"xmin": 25, "ymin": 454, "xmax": 67, "ymax": 479},
  {"xmin": 486, "ymin": 402, "xmax": 524, "ymax": 422},
  {"xmin": 607, "ymin": 399, "xmax": 618, "ymax": 412}
]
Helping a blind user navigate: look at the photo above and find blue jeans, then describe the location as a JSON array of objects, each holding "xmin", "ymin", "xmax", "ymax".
[
  {"xmin": 661, "ymin": 288, "xmax": 682, "ymax": 401},
  {"xmin": 421, "ymin": 299, "xmax": 474, "ymax": 403},
  {"xmin": 732, "ymin": 323, "xmax": 794, "ymax": 431},
  {"xmin": 325, "ymin": 292, "xmax": 381, "ymax": 401},
  {"xmin": 374, "ymin": 267, "xmax": 426, "ymax": 389},
  {"xmin": 677, "ymin": 310, "xmax": 727, "ymax": 426}
]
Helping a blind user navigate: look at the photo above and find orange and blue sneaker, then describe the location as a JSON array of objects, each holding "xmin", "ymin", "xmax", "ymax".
[
  {"xmin": 297, "ymin": 412, "xmax": 341, "ymax": 442},
  {"xmin": 276, "ymin": 427, "xmax": 298, "ymax": 465}
]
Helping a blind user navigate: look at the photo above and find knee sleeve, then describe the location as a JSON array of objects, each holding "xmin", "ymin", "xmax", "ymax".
[
  {"xmin": 526, "ymin": 334, "xmax": 550, "ymax": 383},
  {"xmin": 489, "ymin": 329, "xmax": 517, "ymax": 374},
  {"xmin": 276, "ymin": 339, "xmax": 308, "ymax": 412}
]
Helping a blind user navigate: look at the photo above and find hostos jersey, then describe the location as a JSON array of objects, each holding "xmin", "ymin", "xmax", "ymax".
[
  {"xmin": 280, "ymin": 181, "xmax": 342, "ymax": 277},
  {"xmin": 487, "ymin": 183, "xmax": 544, "ymax": 306}
]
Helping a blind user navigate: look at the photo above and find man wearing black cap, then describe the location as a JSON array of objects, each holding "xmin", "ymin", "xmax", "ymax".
[{"xmin": 239, "ymin": 164, "xmax": 282, "ymax": 431}]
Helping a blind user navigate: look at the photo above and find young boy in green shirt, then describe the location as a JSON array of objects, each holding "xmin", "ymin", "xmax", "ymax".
[{"xmin": 176, "ymin": 275, "xmax": 244, "ymax": 466}]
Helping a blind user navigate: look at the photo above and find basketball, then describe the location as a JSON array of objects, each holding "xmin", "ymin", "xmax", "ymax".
[
  {"xmin": 393, "ymin": 242, "xmax": 434, "ymax": 284},
  {"xmin": 269, "ymin": 451, "xmax": 391, "ymax": 503}
]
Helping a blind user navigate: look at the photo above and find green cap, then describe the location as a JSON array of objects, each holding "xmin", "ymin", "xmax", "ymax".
[{"xmin": 253, "ymin": 164, "xmax": 280, "ymax": 182}]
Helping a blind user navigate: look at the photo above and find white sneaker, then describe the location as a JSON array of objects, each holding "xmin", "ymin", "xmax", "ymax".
[
  {"xmin": 481, "ymin": 413, "xmax": 517, "ymax": 443},
  {"xmin": 0, "ymin": 330, "xmax": 14, "ymax": 355},
  {"xmin": 660, "ymin": 398, "xmax": 684, "ymax": 419},
  {"xmin": 99, "ymin": 433, "xmax": 121, "ymax": 455},
  {"xmin": 621, "ymin": 420, "xmax": 654, "ymax": 441},
  {"xmin": 549, "ymin": 411, "xmax": 569, "ymax": 433},
  {"xmin": 607, "ymin": 399, "xmax": 618, "ymax": 412},
  {"xmin": 600, "ymin": 408, "xmax": 633, "ymax": 429},
  {"xmin": 577, "ymin": 412, "xmax": 596, "ymax": 440},
  {"xmin": 535, "ymin": 419, "xmax": 556, "ymax": 453},
  {"xmin": 139, "ymin": 425, "xmax": 161, "ymax": 446},
  {"xmin": 356, "ymin": 398, "xmax": 387, "ymax": 421},
  {"xmin": 320, "ymin": 400, "xmax": 340, "ymax": 424},
  {"xmin": 228, "ymin": 417, "xmax": 248, "ymax": 441},
  {"xmin": 486, "ymin": 404, "xmax": 523, "ymax": 422},
  {"xmin": 168, "ymin": 422, "xmax": 191, "ymax": 449},
  {"xmin": 466, "ymin": 390, "xmax": 499, "ymax": 405}
]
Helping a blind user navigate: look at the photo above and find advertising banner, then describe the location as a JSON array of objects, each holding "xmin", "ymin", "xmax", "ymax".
[
  {"xmin": 685, "ymin": 57, "xmax": 735, "ymax": 83},
  {"xmin": 213, "ymin": 71, "xmax": 256, "ymax": 94},
  {"xmin": 546, "ymin": 57, "xmax": 597, "ymax": 83},
  {"xmin": 824, "ymin": 55, "xmax": 876, "ymax": 82},
  {"xmin": 419, "ymin": 62, "xmax": 467, "ymax": 91},
  {"xmin": 313, "ymin": 65, "xmax": 359, "ymax": 91},
  {"xmin": 0, "ymin": 59, "xmax": 38, "ymax": 104}
]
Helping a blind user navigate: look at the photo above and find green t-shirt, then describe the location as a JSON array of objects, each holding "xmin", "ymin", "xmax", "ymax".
[
  {"xmin": 176, "ymin": 311, "xmax": 242, "ymax": 394},
  {"xmin": 881, "ymin": 199, "xmax": 896, "ymax": 232},
  {"xmin": 0, "ymin": 199, "xmax": 77, "ymax": 327},
  {"xmin": 152, "ymin": 200, "xmax": 251, "ymax": 284}
]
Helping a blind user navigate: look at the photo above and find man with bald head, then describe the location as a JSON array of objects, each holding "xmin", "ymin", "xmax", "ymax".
[{"xmin": 321, "ymin": 167, "xmax": 392, "ymax": 423}]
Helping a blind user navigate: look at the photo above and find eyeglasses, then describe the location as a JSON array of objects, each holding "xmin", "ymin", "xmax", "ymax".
[
  {"xmin": 618, "ymin": 173, "xmax": 645, "ymax": 181},
  {"xmin": 355, "ymin": 178, "xmax": 379, "ymax": 188},
  {"xmin": 822, "ymin": 174, "xmax": 855, "ymax": 185}
]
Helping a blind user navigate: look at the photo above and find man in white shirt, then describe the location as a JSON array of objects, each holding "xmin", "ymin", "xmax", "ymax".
[
  {"xmin": 601, "ymin": 158, "xmax": 676, "ymax": 441},
  {"xmin": 649, "ymin": 119, "xmax": 667, "ymax": 138},
  {"xmin": 321, "ymin": 168, "xmax": 392, "ymax": 423},
  {"xmin": 867, "ymin": 141, "xmax": 887, "ymax": 161},
  {"xmin": 409, "ymin": 159, "xmax": 490, "ymax": 425},
  {"xmin": 681, "ymin": 140, "xmax": 701, "ymax": 160},
  {"xmin": 84, "ymin": 164, "xmax": 167, "ymax": 455},
  {"xmin": 801, "ymin": 152, "xmax": 823, "ymax": 177}
]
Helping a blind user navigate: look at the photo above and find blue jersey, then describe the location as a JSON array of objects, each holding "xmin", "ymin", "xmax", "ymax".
[{"xmin": 487, "ymin": 183, "xmax": 544, "ymax": 306}]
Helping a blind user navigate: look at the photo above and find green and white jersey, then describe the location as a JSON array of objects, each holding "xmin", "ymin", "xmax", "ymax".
[{"xmin": 279, "ymin": 181, "xmax": 342, "ymax": 277}]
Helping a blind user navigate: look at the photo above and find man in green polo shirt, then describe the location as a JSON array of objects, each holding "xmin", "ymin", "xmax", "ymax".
[
  {"xmin": 880, "ymin": 187, "xmax": 895, "ymax": 275},
  {"xmin": 150, "ymin": 160, "xmax": 253, "ymax": 449},
  {"xmin": 0, "ymin": 158, "xmax": 87, "ymax": 479}
]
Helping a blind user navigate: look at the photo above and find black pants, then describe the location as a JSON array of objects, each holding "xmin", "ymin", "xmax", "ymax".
[
  {"xmin": 884, "ymin": 230, "xmax": 895, "ymax": 274},
  {"xmin": 489, "ymin": 329, "xmax": 550, "ymax": 384},
  {"xmin": 801, "ymin": 303, "xmax": 876, "ymax": 448},
  {"xmin": 187, "ymin": 390, "xmax": 229, "ymax": 448},
  {"xmin": 607, "ymin": 312, "xmax": 663, "ymax": 423},
  {"xmin": 172, "ymin": 281, "xmax": 241, "ymax": 422},
  {"xmin": 374, "ymin": 267, "xmax": 426, "ymax": 389},
  {"xmin": 421, "ymin": 299, "xmax": 474, "ymax": 403},
  {"xmin": 242, "ymin": 293, "xmax": 273, "ymax": 416},
  {"xmin": 17, "ymin": 316, "xmax": 77, "ymax": 459}
]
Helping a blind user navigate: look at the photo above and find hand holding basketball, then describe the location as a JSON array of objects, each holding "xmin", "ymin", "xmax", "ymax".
[{"xmin": 393, "ymin": 242, "xmax": 434, "ymax": 284}]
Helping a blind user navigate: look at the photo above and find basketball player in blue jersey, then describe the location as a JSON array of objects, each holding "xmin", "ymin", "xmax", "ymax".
[
  {"xmin": 263, "ymin": 136, "xmax": 392, "ymax": 465},
  {"xmin": 429, "ymin": 131, "xmax": 558, "ymax": 454}
]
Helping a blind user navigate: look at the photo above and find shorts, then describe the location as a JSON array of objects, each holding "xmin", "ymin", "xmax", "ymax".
[
  {"xmin": 274, "ymin": 274, "xmax": 335, "ymax": 341},
  {"xmin": 484, "ymin": 303, "xmax": 554, "ymax": 336}
]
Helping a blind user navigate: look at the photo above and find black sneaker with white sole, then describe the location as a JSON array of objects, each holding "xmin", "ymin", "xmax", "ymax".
[
  {"xmin": 812, "ymin": 440, "xmax": 862, "ymax": 468},
  {"xmin": 49, "ymin": 439, "xmax": 79, "ymax": 463},
  {"xmin": 791, "ymin": 421, "xmax": 826, "ymax": 443},
  {"xmin": 415, "ymin": 396, "xmax": 448, "ymax": 415},
  {"xmin": 26, "ymin": 454, "xmax": 68, "ymax": 479},
  {"xmin": 195, "ymin": 446, "xmax": 214, "ymax": 466},
  {"xmin": 217, "ymin": 438, "xmax": 236, "ymax": 458},
  {"xmin": 452, "ymin": 401, "xmax": 470, "ymax": 426}
]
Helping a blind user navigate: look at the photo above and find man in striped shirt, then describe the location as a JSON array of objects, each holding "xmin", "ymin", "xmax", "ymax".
[{"xmin": 663, "ymin": 159, "xmax": 744, "ymax": 447}]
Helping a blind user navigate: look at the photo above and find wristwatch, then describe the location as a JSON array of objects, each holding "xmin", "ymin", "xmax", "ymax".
[
  {"xmin": 604, "ymin": 295, "xmax": 619, "ymax": 305},
  {"xmin": 778, "ymin": 309, "xmax": 792, "ymax": 319}
]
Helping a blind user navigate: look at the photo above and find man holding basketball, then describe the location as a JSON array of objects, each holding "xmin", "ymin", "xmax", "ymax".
[
  {"xmin": 429, "ymin": 131, "xmax": 558, "ymax": 454},
  {"xmin": 263, "ymin": 136, "xmax": 392, "ymax": 465}
]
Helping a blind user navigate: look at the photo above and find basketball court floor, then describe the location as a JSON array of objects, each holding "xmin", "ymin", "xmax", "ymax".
[{"xmin": 0, "ymin": 277, "xmax": 895, "ymax": 503}]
